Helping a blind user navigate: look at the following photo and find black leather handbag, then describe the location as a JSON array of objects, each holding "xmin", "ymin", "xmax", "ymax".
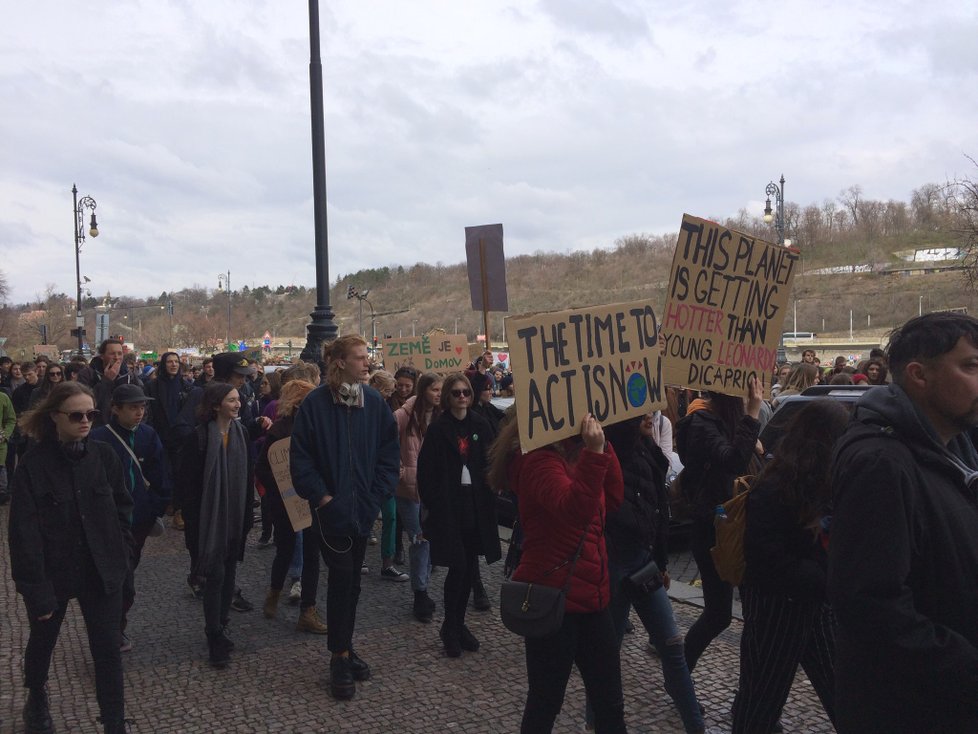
[
  {"xmin": 624, "ymin": 558, "xmax": 664, "ymax": 594},
  {"xmin": 499, "ymin": 530, "xmax": 586, "ymax": 638}
]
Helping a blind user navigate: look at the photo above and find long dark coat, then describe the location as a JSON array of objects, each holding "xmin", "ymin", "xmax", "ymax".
[{"xmin": 417, "ymin": 411, "xmax": 501, "ymax": 568}]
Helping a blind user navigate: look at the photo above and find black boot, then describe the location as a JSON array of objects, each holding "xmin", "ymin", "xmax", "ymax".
[
  {"xmin": 23, "ymin": 686, "xmax": 54, "ymax": 734},
  {"xmin": 413, "ymin": 590, "xmax": 434, "ymax": 623},
  {"xmin": 329, "ymin": 655, "xmax": 356, "ymax": 700},
  {"xmin": 98, "ymin": 717, "xmax": 132, "ymax": 734},
  {"xmin": 207, "ymin": 632, "xmax": 231, "ymax": 669},
  {"xmin": 472, "ymin": 581, "xmax": 491, "ymax": 612}
]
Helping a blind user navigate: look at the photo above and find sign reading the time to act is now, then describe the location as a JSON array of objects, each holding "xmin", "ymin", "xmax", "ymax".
[
  {"xmin": 660, "ymin": 214, "xmax": 799, "ymax": 397},
  {"xmin": 383, "ymin": 334, "xmax": 469, "ymax": 376},
  {"xmin": 506, "ymin": 300, "xmax": 665, "ymax": 452}
]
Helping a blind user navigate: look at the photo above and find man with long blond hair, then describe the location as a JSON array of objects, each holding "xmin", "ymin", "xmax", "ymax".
[{"xmin": 290, "ymin": 335, "xmax": 400, "ymax": 700}]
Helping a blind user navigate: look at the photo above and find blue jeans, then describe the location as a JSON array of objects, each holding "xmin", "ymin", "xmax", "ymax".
[
  {"xmin": 396, "ymin": 497, "xmax": 431, "ymax": 593},
  {"xmin": 587, "ymin": 548, "xmax": 704, "ymax": 733}
]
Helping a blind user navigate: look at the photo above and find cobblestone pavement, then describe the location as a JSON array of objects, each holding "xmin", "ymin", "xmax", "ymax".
[{"xmin": 1, "ymin": 509, "xmax": 833, "ymax": 733}]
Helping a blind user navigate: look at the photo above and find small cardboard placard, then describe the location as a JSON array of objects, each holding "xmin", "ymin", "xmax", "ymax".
[
  {"xmin": 267, "ymin": 437, "xmax": 312, "ymax": 532},
  {"xmin": 505, "ymin": 299, "xmax": 665, "ymax": 452},
  {"xmin": 383, "ymin": 334, "xmax": 469, "ymax": 375},
  {"xmin": 660, "ymin": 214, "xmax": 799, "ymax": 397}
]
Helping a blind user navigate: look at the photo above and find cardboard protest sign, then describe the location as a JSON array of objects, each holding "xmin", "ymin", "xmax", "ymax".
[
  {"xmin": 383, "ymin": 334, "xmax": 469, "ymax": 376},
  {"xmin": 661, "ymin": 214, "xmax": 799, "ymax": 397},
  {"xmin": 506, "ymin": 300, "xmax": 665, "ymax": 452},
  {"xmin": 465, "ymin": 223, "xmax": 509, "ymax": 312},
  {"xmin": 267, "ymin": 437, "xmax": 312, "ymax": 532}
]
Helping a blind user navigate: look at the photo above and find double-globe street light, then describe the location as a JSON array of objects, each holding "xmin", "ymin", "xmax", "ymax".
[{"xmin": 72, "ymin": 184, "xmax": 99, "ymax": 355}]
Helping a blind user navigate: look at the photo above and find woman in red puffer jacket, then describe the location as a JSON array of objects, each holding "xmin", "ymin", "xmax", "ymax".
[{"xmin": 489, "ymin": 413, "xmax": 626, "ymax": 734}]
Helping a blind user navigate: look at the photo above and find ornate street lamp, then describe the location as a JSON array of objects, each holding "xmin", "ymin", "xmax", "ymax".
[
  {"xmin": 72, "ymin": 184, "xmax": 99, "ymax": 355},
  {"xmin": 763, "ymin": 175, "xmax": 789, "ymax": 246}
]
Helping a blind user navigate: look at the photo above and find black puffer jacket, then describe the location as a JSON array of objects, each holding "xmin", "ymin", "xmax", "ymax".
[
  {"xmin": 829, "ymin": 384, "xmax": 978, "ymax": 734},
  {"xmin": 605, "ymin": 435, "xmax": 671, "ymax": 571},
  {"xmin": 8, "ymin": 438, "xmax": 133, "ymax": 619}
]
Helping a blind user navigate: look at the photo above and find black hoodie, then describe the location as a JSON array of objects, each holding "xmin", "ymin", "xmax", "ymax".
[{"xmin": 828, "ymin": 383, "xmax": 978, "ymax": 734}]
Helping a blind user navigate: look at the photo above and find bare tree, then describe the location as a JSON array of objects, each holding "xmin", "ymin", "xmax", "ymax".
[{"xmin": 948, "ymin": 160, "xmax": 978, "ymax": 290}]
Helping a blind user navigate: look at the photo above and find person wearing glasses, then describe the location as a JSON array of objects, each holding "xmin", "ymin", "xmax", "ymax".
[
  {"xmin": 8, "ymin": 382, "xmax": 133, "ymax": 734},
  {"xmin": 28, "ymin": 363, "xmax": 64, "ymax": 408},
  {"xmin": 417, "ymin": 373, "xmax": 500, "ymax": 657}
]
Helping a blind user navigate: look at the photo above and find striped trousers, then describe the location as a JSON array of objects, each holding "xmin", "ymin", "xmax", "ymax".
[{"xmin": 732, "ymin": 587, "xmax": 836, "ymax": 733}]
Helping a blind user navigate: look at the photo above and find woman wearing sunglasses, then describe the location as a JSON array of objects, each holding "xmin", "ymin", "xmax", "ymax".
[
  {"xmin": 27, "ymin": 363, "xmax": 64, "ymax": 409},
  {"xmin": 417, "ymin": 373, "xmax": 501, "ymax": 657},
  {"xmin": 9, "ymin": 382, "xmax": 133, "ymax": 734}
]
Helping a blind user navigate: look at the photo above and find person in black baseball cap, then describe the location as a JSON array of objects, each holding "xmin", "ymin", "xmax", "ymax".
[{"xmin": 90, "ymin": 382, "xmax": 171, "ymax": 655}]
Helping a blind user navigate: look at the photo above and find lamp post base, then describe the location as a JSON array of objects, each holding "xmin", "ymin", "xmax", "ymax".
[{"xmin": 300, "ymin": 303, "xmax": 338, "ymax": 363}]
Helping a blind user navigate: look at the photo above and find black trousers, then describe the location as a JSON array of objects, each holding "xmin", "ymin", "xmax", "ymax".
[
  {"xmin": 269, "ymin": 503, "xmax": 321, "ymax": 609},
  {"xmin": 24, "ymin": 583, "xmax": 124, "ymax": 723},
  {"xmin": 443, "ymin": 545, "xmax": 479, "ymax": 636},
  {"xmin": 685, "ymin": 519, "xmax": 733, "ymax": 671},
  {"xmin": 732, "ymin": 588, "xmax": 836, "ymax": 733},
  {"xmin": 520, "ymin": 608, "xmax": 626, "ymax": 734},
  {"xmin": 202, "ymin": 556, "xmax": 237, "ymax": 636},
  {"xmin": 122, "ymin": 518, "xmax": 156, "ymax": 630},
  {"xmin": 318, "ymin": 531, "xmax": 368, "ymax": 654}
]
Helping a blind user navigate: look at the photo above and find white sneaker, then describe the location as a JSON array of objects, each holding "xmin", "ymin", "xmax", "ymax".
[
  {"xmin": 361, "ymin": 563, "xmax": 370, "ymax": 575},
  {"xmin": 288, "ymin": 580, "xmax": 302, "ymax": 604}
]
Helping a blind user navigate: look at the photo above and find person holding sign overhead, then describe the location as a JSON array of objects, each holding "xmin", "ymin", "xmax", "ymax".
[
  {"xmin": 678, "ymin": 377, "xmax": 764, "ymax": 672},
  {"xmin": 254, "ymin": 379, "xmax": 328, "ymax": 634},
  {"xmin": 417, "ymin": 373, "xmax": 501, "ymax": 657},
  {"xmin": 489, "ymin": 412, "xmax": 627, "ymax": 734}
]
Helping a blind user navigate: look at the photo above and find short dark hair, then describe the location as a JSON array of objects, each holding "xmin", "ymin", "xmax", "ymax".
[
  {"xmin": 887, "ymin": 312, "xmax": 978, "ymax": 385},
  {"xmin": 98, "ymin": 338, "xmax": 123, "ymax": 355}
]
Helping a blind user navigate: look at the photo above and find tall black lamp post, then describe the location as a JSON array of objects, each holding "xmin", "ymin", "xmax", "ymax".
[
  {"xmin": 300, "ymin": 0, "xmax": 339, "ymax": 362},
  {"xmin": 72, "ymin": 184, "xmax": 99, "ymax": 355},
  {"xmin": 763, "ymin": 175, "xmax": 789, "ymax": 246},
  {"xmin": 217, "ymin": 271, "xmax": 232, "ymax": 348}
]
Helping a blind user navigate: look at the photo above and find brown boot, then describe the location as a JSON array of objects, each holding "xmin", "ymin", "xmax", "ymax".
[
  {"xmin": 263, "ymin": 589, "xmax": 280, "ymax": 619},
  {"xmin": 171, "ymin": 509, "xmax": 185, "ymax": 530},
  {"xmin": 296, "ymin": 606, "xmax": 328, "ymax": 634}
]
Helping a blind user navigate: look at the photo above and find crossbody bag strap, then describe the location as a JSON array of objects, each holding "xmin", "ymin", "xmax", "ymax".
[
  {"xmin": 543, "ymin": 526, "xmax": 589, "ymax": 594},
  {"xmin": 105, "ymin": 425, "xmax": 151, "ymax": 489}
]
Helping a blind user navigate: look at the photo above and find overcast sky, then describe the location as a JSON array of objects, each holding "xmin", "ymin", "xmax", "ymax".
[{"xmin": 3, "ymin": 0, "xmax": 977, "ymax": 305}]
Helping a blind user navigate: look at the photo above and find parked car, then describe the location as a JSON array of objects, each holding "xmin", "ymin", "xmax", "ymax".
[{"xmin": 760, "ymin": 384, "xmax": 873, "ymax": 457}]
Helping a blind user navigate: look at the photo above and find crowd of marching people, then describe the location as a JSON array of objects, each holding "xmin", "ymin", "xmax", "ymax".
[{"xmin": 3, "ymin": 310, "xmax": 978, "ymax": 733}]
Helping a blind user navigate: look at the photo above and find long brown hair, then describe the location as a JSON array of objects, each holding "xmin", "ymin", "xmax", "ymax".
[
  {"xmin": 439, "ymin": 373, "xmax": 472, "ymax": 413},
  {"xmin": 487, "ymin": 412, "xmax": 522, "ymax": 495},
  {"xmin": 406, "ymin": 372, "xmax": 443, "ymax": 438},
  {"xmin": 277, "ymin": 380, "xmax": 316, "ymax": 418},
  {"xmin": 19, "ymin": 382, "xmax": 95, "ymax": 442},
  {"xmin": 757, "ymin": 398, "xmax": 849, "ymax": 527},
  {"xmin": 196, "ymin": 382, "xmax": 235, "ymax": 423}
]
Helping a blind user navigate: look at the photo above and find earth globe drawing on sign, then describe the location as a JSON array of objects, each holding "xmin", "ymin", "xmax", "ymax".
[{"xmin": 627, "ymin": 373, "xmax": 647, "ymax": 408}]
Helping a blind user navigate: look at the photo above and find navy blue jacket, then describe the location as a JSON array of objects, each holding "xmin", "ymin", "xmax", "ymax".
[
  {"xmin": 290, "ymin": 384, "xmax": 399, "ymax": 537},
  {"xmin": 91, "ymin": 419, "xmax": 172, "ymax": 527}
]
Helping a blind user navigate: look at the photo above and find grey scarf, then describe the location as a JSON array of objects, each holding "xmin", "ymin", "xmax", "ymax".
[{"xmin": 194, "ymin": 420, "xmax": 248, "ymax": 580}]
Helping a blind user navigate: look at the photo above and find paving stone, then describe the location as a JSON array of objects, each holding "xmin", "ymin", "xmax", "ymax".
[{"xmin": 0, "ymin": 510, "xmax": 833, "ymax": 732}]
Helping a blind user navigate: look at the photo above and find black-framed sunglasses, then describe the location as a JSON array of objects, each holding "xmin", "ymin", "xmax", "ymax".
[
  {"xmin": 47, "ymin": 371, "xmax": 63, "ymax": 377},
  {"xmin": 450, "ymin": 388, "xmax": 472, "ymax": 398},
  {"xmin": 56, "ymin": 409, "xmax": 100, "ymax": 423}
]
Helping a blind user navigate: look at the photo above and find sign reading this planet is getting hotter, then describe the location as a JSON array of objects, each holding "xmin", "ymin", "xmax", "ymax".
[
  {"xmin": 506, "ymin": 300, "xmax": 665, "ymax": 452},
  {"xmin": 660, "ymin": 214, "xmax": 799, "ymax": 397}
]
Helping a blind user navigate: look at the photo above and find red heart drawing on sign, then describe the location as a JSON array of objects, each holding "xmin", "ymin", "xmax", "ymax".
[
  {"xmin": 455, "ymin": 347, "xmax": 463, "ymax": 355},
  {"xmin": 498, "ymin": 353, "xmax": 508, "ymax": 362}
]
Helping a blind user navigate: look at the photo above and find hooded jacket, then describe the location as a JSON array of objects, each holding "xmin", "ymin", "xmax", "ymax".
[{"xmin": 828, "ymin": 383, "xmax": 978, "ymax": 734}]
